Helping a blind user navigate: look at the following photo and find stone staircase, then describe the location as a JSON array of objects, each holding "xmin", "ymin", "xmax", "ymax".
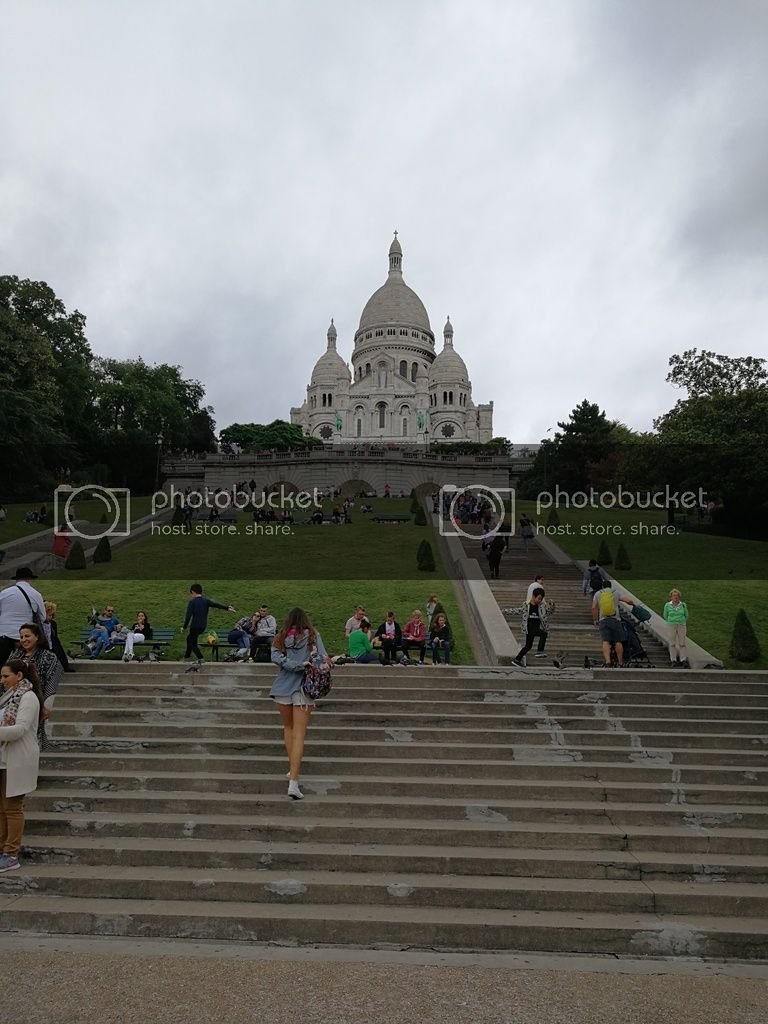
[
  {"xmin": 459, "ymin": 528, "xmax": 671, "ymax": 667},
  {"xmin": 1, "ymin": 661, "xmax": 768, "ymax": 957}
]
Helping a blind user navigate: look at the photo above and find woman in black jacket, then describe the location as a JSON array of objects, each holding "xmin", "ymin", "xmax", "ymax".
[{"xmin": 428, "ymin": 613, "xmax": 452, "ymax": 665}]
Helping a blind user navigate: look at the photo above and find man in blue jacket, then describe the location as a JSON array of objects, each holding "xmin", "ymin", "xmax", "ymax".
[{"xmin": 183, "ymin": 584, "xmax": 235, "ymax": 661}]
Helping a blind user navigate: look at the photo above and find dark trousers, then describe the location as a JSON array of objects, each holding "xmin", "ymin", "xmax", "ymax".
[
  {"xmin": 250, "ymin": 636, "xmax": 273, "ymax": 660},
  {"xmin": 488, "ymin": 553, "xmax": 502, "ymax": 579},
  {"xmin": 517, "ymin": 620, "xmax": 547, "ymax": 658},
  {"xmin": 379, "ymin": 638, "xmax": 400, "ymax": 663},
  {"xmin": 185, "ymin": 627, "xmax": 204, "ymax": 660},
  {"xmin": 402, "ymin": 642, "xmax": 426, "ymax": 662},
  {"xmin": 0, "ymin": 636, "xmax": 17, "ymax": 667}
]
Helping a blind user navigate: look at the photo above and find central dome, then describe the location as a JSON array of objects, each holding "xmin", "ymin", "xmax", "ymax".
[
  {"xmin": 358, "ymin": 279, "xmax": 431, "ymax": 332},
  {"xmin": 357, "ymin": 235, "xmax": 432, "ymax": 336}
]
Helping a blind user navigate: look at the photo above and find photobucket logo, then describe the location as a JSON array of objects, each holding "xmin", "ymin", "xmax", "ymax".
[
  {"xmin": 151, "ymin": 485, "xmax": 323, "ymax": 516},
  {"xmin": 536, "ymin": 486, "xmax": 706, "ymax": 514}
]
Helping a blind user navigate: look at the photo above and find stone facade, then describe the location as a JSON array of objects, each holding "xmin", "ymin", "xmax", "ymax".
[{"xmin": 290, "ymin": 235, "xmax": 493, "ymax": 444}]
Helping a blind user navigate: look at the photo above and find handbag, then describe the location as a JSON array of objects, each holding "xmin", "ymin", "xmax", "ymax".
[
  {"xmin": 301, "ymin": 642, "xmax": 333, "ymax": 700},
  {"xmin": 632, "ymin": 605, "xmax": 652, "ymax": 623}
]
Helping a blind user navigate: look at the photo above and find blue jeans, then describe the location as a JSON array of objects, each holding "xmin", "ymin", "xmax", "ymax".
[
  {"xmin": 354, "ymin": 652, "xmax": 380, "ymax": 663},
  {"xmin": 89, "ymin": 630, "xmax": 110, "ymax": 657},
  {"xmin": 431, "ymin": 640, "xmax": 451, "ymax": 664},
  {"xmin": 228, "ymin": 629, "xmax": 251, "ymax": 650}
]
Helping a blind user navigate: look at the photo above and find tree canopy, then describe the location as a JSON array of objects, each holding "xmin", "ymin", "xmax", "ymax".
[
  {"xmin": 0, "ymin": 275, "xmax": 216, "ymax": 495},
  {"xmin": 219, "ymin": 420, "xmax": 323, "ymax": 451}
]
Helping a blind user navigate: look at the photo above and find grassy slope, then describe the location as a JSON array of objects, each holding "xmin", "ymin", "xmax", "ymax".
[
  {"xmin": 41, "ymin": 499, "xmax": 474, "ymax": 663},
  {"xmin": 0, "ymin": 497, "xmax": 155, "ymax": 546},
  {"xmin": 517, "ymin": 501, "xmax": 768, "ymax": 669}
]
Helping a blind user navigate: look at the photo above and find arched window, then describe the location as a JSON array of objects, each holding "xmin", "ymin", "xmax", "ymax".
[
  {"xmin": 377, "ymin": 402, "xmax": 387, "ymax": 429},
  {"xmin": 322, "ymin": 394, "xmax": 326, "ymax": 408},
  {"xmin": 357, "ymin": 419, "xmax": 362, "ymax": 437},
  {"xmin": 399, "ymin": 360, "xmax": 407, "ymax": 378},
  {"xmin": 328, "ymin": 393, "xmax": 333, "ymax": 407},
  {"xmin": 365, "ymin": 363, "xmax": 371, "ymax": 375},
  {"xmin": 411, "ymin": 362, "xmax": 418, "ymax": 381},
  {"xmin": 443, "ymin": 391, "xmax": 447, "ymax": 406},
  {"xmin": 377, "ymin": 362, "xmax": 387, "ymax": 388},
  {"xmin": 449, "ymin": 391, "xmax": 453, "ymax": 405},
  {"xmin": 402, "ymin": 418, "xmax": 408, "ymax": 436}
]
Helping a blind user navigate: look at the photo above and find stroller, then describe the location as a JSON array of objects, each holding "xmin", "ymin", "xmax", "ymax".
[{"xmin": 610, "ymin": 616, "xmax": 651, "ymax": 667}]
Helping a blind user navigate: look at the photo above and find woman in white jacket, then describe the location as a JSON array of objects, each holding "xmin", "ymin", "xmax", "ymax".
[{"xmin": 0, "ymin": 660, "xmax": 43, "ymax": 873}]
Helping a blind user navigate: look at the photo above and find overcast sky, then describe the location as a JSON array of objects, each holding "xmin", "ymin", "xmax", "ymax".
[{"xmin": 2, "ymin": 0, "xmax": 766, "ymax": 442}]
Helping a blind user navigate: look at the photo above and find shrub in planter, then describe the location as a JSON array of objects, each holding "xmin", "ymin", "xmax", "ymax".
[
  {"xmin": 614, "ymin": 543, "xmax": 632, "ymax": 571},
  {"xmin": 597, "ymin": 539, "xmax": 613, "ymax": 566},
  {"xmin": 546, "ymin": 509, "xmax": 560, "ymax": 527},
  {"xmin": 730, "ymin": 609, "xmax": 761, "ymax": 662},
  {"xmin": 64, "ymin": 539, "xmax": 86, "ymax": 570},
  {"xmin": 413, "ymin": 507, "xmax": 427, "ymax": 526},
  {"xmin": 417, "ymin": 539, "xmax": 436, "ymax": 571},
  {"xmin": 93, "ymin": 536, "xmax": 112, "ymax": 563}
]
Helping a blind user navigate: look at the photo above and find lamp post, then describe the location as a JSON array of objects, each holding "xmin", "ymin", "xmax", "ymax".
[{"xmin": 154, "ymin": 432, "xmax": 164, "ymax": 494}]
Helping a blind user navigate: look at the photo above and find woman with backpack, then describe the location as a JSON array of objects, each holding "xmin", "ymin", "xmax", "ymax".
[
  {"xmin": 0, "ymin": 660, "xmax": 44, "ymax": 873},
  {"xmin": 270, "ymin": 607, "xmax": 328, "ymax": 800},
  {"xmin": 663, "ymin": 590, "xmax": 690, "ymax": 668}
]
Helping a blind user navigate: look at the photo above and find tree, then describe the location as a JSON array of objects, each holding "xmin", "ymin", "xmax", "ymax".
[
  {"xmin": 730, "ymin": 609, "xmax": 761, "ymax": 663},
  {"xmin": 219, "ymin": 420, "xmax": 323, "ymax": 451},
  {"xmin": 417, "ymin": 539, "xmax": 436, "ymax": 571},
  {"xmin": 667, "ymin": 349, "xmax": 768, "ymax": 398}
]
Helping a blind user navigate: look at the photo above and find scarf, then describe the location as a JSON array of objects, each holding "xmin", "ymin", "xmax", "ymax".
[{"xmin": 2, "ymin": 679, "xmax": 33, "ymax": 726}]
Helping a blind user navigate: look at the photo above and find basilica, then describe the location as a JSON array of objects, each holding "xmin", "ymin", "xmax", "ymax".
[{"xmin": 290, "ymin": 235, "xmax": 493, "ymax": 444}]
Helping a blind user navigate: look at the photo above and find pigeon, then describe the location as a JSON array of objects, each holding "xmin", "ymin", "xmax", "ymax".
[
  {"xmin": 184, "ymin": 661, "xmax": 202, "ymax": 674},
  {"xmin": 552, "ymin": 651, "xmax": 567, "ymax": 670},
  {"xmin": 583, "ymin": 656, "xmax": 594, "ymax": 669}
]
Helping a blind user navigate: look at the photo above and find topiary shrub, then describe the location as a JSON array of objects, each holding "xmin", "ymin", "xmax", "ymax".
[
  {"xmin": 99, "ymin": 513, "xmax": 108, "ymax": 524},
  {"xmin": 730, "ymin": 609, "xmax": 762, "ymax": 662},
  {"xmin": 93, "ymin": 536, "xmax": 112, "ymax": 563},
  {"xmin": 410, "ymin": 494, "xmax": 421, "ymax": 513},
  {"xmin": 64, "ymin": 539, "xmax": 86, "ymax": 570},
  {"xmin": 614, "ymin": 543, "xmax": 632, "ymax": 571},
  {"xmin": 417, "ymin": 539, "xmax": 436, "ymax": 571},
  {"xmin": 546, "ymin": 509, "xmax": 560, "ymax": 527},
  {"xmin": 413, "ymin": 507, "xmax": 427, "ymax": 526},
  {"xmin": 597, "ymin": 539, "xmax": 613, "ymax": 566}
]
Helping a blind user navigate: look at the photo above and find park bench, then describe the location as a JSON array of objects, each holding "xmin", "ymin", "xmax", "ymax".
[
  {"xmin": 373, "ymin": 514, "xmax": 411, "ymax": 524},
  {"xmin": 204, "ymin": 628, "xmax": 274, "ymax": 662},
  {"xmin": 71, "ymin": 627, "xmax": 177, "ymax": 659}
]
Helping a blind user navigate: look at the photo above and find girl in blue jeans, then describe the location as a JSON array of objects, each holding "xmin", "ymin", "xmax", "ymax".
[{"xmin": 429, "ymin": 614, "xmax": 452, "ymax": 664}]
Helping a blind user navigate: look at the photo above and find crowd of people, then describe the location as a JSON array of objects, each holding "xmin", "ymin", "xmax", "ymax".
[{"xmin": 341, "ymin": 599, "xmax": 450, "ymax": 665}]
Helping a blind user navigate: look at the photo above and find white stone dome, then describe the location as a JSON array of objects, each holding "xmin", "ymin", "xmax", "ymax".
[
  {"xmin": 430, "ymin": 346, "xmax": 468, "ymax": 383},
  {"xmin": 357, "ymin": 234, "xmax": 432, "ymax": 336},
  {"xmin": 311, "ymin": 320, "xmax": 350, "ymax": 384}
]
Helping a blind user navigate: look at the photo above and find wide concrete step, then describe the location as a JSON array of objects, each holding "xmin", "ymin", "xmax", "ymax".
[
  {"xmin": 20, "ymin": 835, "xmax": 768, "ymax": 882},
  {"xmin": 29, "ymin": 788, "xmax": 768, "ymax": 829},
  {"xmin": 3, "ymin": 896, "xmax": 767, "ymax": 957},
  {"xmin": 40, "ymin": 751, "xmax": 768, "ymax": 784},
  {"xmin": 6, "ymin": 865, "xmax": 768, "ymax": 917},
  {"xmin": 21, "ymin": 810, "xmax": 768, "ymax": 855},
  {"xmin": 46, "ymin": 722, "xmax": 768, "ymax": 752},
  {"xmin": 37, "ymin": 768, "xmax": 768, "ymax": 804},
  {"xmin": 46, "ymin": 737, "xmax": 768, "ymax": 767}
]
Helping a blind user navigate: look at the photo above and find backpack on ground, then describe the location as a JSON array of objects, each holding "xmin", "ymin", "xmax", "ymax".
[{"xmin": 597, "ymin": 589, "xmax": 616, "ymax": 617}]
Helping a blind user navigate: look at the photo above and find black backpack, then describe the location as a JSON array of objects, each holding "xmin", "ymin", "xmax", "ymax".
[{"xmin": 588, "ymin": 567, "xmax": 603, "ymax": 592}]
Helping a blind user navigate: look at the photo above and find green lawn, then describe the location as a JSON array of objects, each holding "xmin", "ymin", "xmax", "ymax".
[
  {"xmin": 517, "ymin": 501, "xmax": 768, "ymax": 669},
  {"xmin": 0, "ymin": 496, "xmax": 155, "ymax": 546},
  {"xmin": 39, "ymin": 499, "xmax": 474, "ymax": 663}
]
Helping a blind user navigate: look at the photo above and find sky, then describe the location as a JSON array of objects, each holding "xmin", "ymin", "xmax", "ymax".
[{"xmin": 1, "ymin": 0, "xmax": 766, "ymax": 443}]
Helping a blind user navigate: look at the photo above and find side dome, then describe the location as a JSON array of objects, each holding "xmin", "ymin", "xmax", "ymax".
[
  {"xmin": 429, "ymin": 346, "xmax": 469, "ymax": 383},
  {"xmin": 311, "ymin": 320, "xmax": 350, "ymax": 384},
  {"xmin": 430, "ymin": 318, "xmax": 468, "ymax": 382}
]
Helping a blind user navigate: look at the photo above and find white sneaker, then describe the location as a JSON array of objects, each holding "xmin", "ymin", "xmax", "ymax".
[
  {"xmin": 287, "ymin": 780, "xmax": 304, "ymax": 800},
  {"xmin": 534, "ymin": 652, "xmax": 547, "ymax": 658}
]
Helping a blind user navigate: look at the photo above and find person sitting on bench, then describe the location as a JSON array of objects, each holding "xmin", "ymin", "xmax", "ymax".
[
  {"xmin": 374, "ymin": 612, "xmax": 402, "ymax": 665},
  {"xmin": 250, "ymin": 605, "xmax": 277, "ymax": 660}
]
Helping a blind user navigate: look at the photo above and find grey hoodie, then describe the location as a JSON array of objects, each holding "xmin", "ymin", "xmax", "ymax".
[{"xmin": 269, "ymin": 629, "xmax": 328, "ymax": 700}]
